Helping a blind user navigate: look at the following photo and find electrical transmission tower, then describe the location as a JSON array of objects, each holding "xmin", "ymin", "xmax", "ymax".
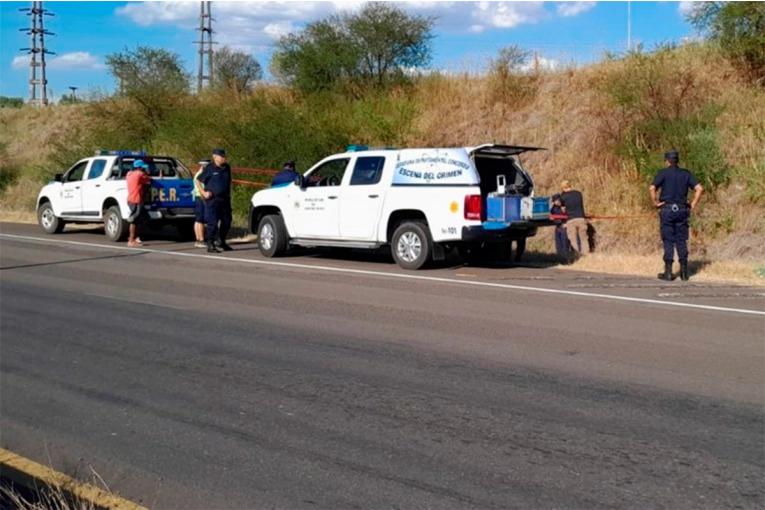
[
  {"xmin": 196, "ymin": 1, "xmax": 215, "ymax": 93},
  {"xmin": 19, "ymin": 1, "xmax": 55, "ymax": 106}
]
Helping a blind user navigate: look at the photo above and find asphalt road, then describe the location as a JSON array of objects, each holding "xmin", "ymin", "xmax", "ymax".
[{"xmin": 1, "ymin": 222, "xmax": 763, "ymax": 509}]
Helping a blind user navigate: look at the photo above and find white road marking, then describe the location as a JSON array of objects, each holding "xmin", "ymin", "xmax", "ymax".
[{"xmin": 1, "ymin": 233, "xmax": 764, "ymax": 317}]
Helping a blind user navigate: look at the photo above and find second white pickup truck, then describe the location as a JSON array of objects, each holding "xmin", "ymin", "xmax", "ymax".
[
  {"xmin": 249, "ymin": 144, "xmax": 551, "ymax": 270},
  {"xmin": 36, "ymin": 150, "xmax": 196, "ymax": 242}
]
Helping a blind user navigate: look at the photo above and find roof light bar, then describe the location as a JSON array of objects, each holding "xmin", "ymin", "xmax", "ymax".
[{"xmin": 95, "ymin": 150, "xmax": 148, "ymax": 156}]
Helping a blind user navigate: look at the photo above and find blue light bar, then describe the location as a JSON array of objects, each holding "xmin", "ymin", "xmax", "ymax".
[
  {"xmin": 95, "ymin": 150, "xmax": 148, "ymax": 156},
  {"xmin": 346, "ymin": 145, "xmax": 396, "ymax": 152}
]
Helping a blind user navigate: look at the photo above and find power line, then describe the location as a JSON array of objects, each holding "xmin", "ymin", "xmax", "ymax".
[
  {"xmin": 195, "ymin": 1, "xmax": 215, "ymax": 93},
  {"xmin": 19, "ymin": 1, "xmax": 55, "ymax": 106}
]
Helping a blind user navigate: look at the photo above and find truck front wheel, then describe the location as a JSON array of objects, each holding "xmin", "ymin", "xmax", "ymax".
[
  {"xmin": 104, "ymin": 205, "xmax": 128, "ymax": 242},
  {"xmin": 37, "ymin": 202, "xmax": 65, "ymax": 234},
  {"xmin": 258, "ymin": 214, "xmax": 288, "ymax": 257},
  {"xmin": 391, "ymin": 221, "xmax": 432, "ymax": 270}
]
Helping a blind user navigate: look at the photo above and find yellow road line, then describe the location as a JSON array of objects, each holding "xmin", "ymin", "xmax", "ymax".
[{"xmin": 0, "ymin": 447, "xmax": 148, "ymax": 510}]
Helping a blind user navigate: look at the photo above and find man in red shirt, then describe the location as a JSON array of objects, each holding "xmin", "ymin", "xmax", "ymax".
[{"xmin": 126, "ymin": 159, "xmax": 152, "ymax": 247}]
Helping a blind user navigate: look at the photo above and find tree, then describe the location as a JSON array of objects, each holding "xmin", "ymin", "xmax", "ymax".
[
  {"xmin": 59, "ymin": 93, "xmax": 82, "ymax": 105},
  {"xmin": 105, "ymin": 46, "xmax": 190, "ymax": 129},
  {"xmin": 688, "ymin": 1, "xmax": 765, "ymax": 85},
  {"xmin": 213, "ymin": 46, "xmax": 263, "ymax": 94},
  {"xmin": 271, "ymin": 2, "xmax": 435, "ymax": 94},
  {"xmin": 0, "ymin": 96, "xmax": 24, "ymax": 108}
]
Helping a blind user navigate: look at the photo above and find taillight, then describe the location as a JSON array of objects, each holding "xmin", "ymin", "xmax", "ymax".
[{"xmin": 464, "ymin": 194, "xmax": 482, "ymax": 221}]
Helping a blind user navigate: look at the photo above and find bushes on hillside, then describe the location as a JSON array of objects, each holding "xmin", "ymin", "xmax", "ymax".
[{"xmin": 594, "ymin": 45, "xmax": 729, "ymax": 190}]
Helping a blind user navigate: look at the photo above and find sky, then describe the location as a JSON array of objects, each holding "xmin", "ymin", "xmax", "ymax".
[{"xmin": 0, "ymin": 1, "xmax": 701, "ymax": 100}]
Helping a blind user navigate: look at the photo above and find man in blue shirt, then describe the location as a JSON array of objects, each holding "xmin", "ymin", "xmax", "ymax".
[
  {"xmin": 649, "ymin": 150, "xmax": 704, "ymax": 281},
  {"xmin": 550, "ymin": 193, "xmax": 571, "ymax": 262},
  {"xmin": 197, "ymin": 148, "xmax": 233, "ymax": 253},
  {"xmin": 271, "ymin": 160, "xmax": 299, "ymax": 187}
]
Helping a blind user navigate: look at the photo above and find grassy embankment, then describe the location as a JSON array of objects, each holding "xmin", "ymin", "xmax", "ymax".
[{"xmin": 1, "ymin": 44, "xmax": 763, "ymax": 283}]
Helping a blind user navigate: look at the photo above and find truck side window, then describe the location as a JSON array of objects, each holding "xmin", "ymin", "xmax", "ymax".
[
  {"xmin": 87, "ymin": 159, "xmax": 107, "ymax": 180},
  {"xmin": 350, "ymin": 156, "xmax": 385, "ymax": 186},
  {"xmin": 64, "ymin": 162, "xmax": 88, "ymax": 183},
  {"xmin": 307, "ymin": 158, "xmax": 350, "ymax": 187}
]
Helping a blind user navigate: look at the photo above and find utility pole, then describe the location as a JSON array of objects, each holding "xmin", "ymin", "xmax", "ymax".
[
  {"xmin": 19, "ymin": 1, "xmax": 55, "ymax": 106},
  {"xmin": 196, "ymin": 1, "xmax": 214, "ymax": 93}
]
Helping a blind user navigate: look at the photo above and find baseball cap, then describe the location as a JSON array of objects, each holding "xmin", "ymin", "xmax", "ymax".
[
  {"xmin": 133, "ymin": 159, "xmax": 148, "ymax": 169},
  {"xmin": 664, "ymin": 151, "xmax": 679, "ymax": 160},
  {"xmin": 284, "ymin": 160, "xmax": 295, "ymax": 167},
  {"xmin": 212, "ymin": 148, "xmax": 227, "ymax": 156}
]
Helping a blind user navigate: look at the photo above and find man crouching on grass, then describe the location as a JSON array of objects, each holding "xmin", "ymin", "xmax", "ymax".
[{"xmin": 126, "ymin": 159, "xmax": 151, "ymax": 247}]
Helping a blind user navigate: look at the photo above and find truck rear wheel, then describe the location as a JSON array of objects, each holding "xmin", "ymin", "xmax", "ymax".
[
  {"xmin": 37, "ymin": 202, "xmax": 65, "ymax": 234},
  {"xmin": 104, "ymin": 205, "xmax": 128, "ymax": 242},
  {"xmin": 258, "ymin": 214, "xmax": 288, "ymax": 257},
  {"xmin": 391, "ymin": 221, "xmax": 432, "ymax": 270}
]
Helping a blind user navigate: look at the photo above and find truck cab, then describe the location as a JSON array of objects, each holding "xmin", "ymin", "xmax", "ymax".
[
  {"xmin": 249, "ymin": 144, "xmax": 551, "ymax": 270},
  {"xmin": 36, "ymin": 150, "xmax": 196, "ymax": 242}
]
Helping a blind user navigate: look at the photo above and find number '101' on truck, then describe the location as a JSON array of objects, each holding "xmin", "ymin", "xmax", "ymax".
[{"xmin": 250, "ymin": 144, "xmax": 553, "ymax": 270}]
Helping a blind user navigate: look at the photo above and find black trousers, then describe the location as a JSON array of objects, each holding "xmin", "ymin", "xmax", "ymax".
[
  {"xmin": 205, "ymin": 197, "xmax": 232, "ymax": 244},
  {"xmin": 659, "ymin": 207, "xmax": 690, "ymax": 264}
]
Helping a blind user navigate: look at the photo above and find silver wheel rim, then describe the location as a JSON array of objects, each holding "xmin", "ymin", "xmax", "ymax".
[
  {"xmin": 260, "ymin": 223, "xmax": 274, "ymax": 251},
  {"xmin": 397, "ymin": 231, "xmax": 422, "ymax": 263},
  {"xmin": 40, "ymin": 208, "xmax": 55, "ymax": 229},
  {"xmin": 106, "ymin": 213, "xmax": 119, "ymax": 237}
]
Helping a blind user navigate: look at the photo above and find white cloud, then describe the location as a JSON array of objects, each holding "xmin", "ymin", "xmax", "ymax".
[
  {"xmin": 10, "ymin": 52, "xmax": 102, "ymax": 71},
  {"xmin": 48, "ymin": 52, "xmax": 104, "ymax": 70},
  {"xmin": 11, "ymin": 56, "xmax": 27, "ymax": 70},
  {"xmin": 678, "ymin": 1, "xmax": 697, "ymax": 15},
  {"xmin": 116, "ymin": 1, "xmax": 552, "ymax": 53},
  {"xmin": 556, "ymin": 1, "xmax": 596, "ymax": 18},
  {"xmin": 520, "ymin": 56, "xmax": 559, "ymax": 72}
]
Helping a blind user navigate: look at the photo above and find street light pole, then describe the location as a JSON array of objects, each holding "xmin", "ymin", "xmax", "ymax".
[{"xmin": 68, "ymin": 86, "xmax": 78, "ymax": 100}]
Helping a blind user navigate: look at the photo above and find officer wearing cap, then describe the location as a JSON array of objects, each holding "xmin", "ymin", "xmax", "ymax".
[
  {"xmin": 271, "ymin": 160, "xmax": 299, "ymax": 187},
  {"xmin": 649, "ymin": 150, "xmax": 704, "ymax": 281},
  {"xmin": 197, "ymin": 148, "xmax": 233, "ymax": 253}
]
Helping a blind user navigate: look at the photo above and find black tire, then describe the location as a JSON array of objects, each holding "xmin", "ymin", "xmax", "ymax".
[
  {"xmin": 176, "ymin": 220, "xmax": 196, "ymax": 241},
  {"xmin": 391, "ymin": 221, "xmax": 432, "ymax": 270},
  {"xmin": 104, "ymin": 205, "xmax": 128, "ymax": 242},
  {"xmin": 37, "ymin": 202, "xmax": 65, "ymax": 234},
  {"xmin": 258, "ymin": 214, "xmax": 288, "ymax": 257}
]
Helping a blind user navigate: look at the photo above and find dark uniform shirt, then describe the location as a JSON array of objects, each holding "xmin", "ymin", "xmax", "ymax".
[
  {"xmin": 651, "ymin": 165, "xmax": 699, "ymax": 204},
  {"xmin": 271, "ymin": 168, "xmax": 298, "ymax": 187},
  {"xmin": 197, "ymin": 162, "xmax": 231, "ymax": 199},
  {"xmin": 560, "ymin": 190, "xmax": 586, "ymax": 219}
]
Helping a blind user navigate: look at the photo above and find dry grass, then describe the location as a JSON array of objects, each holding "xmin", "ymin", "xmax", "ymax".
[{"xmin": 558, "ymin": 252, "xmax": 765, "ymax": 286}]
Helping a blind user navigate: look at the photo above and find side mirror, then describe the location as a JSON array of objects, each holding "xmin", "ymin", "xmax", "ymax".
[
  {"xmin": 294, "ymin": 174, "xmax": 306, "ymax": 188},
  {"xmin": 54, "ymin": 173, "xmax": 64, "ymax": 182}
]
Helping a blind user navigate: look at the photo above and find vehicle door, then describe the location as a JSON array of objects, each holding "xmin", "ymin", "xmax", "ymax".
[
  {"xmin": 80, "ymin": 158, "xmax": 109, "ymax": 216},
  {"xmin": 290, "ymin": 157, "xmax": 352, "ymax": 238},
  {"xmin": 339, "ymin": 155, "xmax": 388, "ymax": 240},
  {"xmin": 60, "ymin": 160, "xmax": 89, "ymax": 214}
]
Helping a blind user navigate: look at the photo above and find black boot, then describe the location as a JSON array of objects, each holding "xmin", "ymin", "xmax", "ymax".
[
  {"xmin": 680, "ymin": 263, "xmax": 689, "ymax": 281},
  {"xmin": 658, "ymin": 262, "xmax": 674, "ymax": 281}
]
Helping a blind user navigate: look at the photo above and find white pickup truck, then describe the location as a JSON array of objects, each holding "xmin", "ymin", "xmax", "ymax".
[
  {"xmin": 249, "ymin": 144, "xmax": 552, "ymax": 269},
  {"xmin": 36, "ymin": 150, "xmax": 196, "ymax": 242}
]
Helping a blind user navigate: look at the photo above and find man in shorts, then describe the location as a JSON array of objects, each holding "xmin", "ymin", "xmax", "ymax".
[{"xmin": 126, "ymin": 159, "xmax": 151, "ymax": 247}]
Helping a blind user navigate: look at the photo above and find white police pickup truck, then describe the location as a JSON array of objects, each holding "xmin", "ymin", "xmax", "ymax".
[
  {"xmin": 249, "ymin": 144, "xmax": 551, "ymax": 270},
  {"xmin": 36, "ymin": 150, "xmax": 196, "ymax": 242}
]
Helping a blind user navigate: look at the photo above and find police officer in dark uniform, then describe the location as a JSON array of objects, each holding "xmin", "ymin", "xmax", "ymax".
[
  {"xmin": 271, "ymin": 160, "xmax": 299, "ymax": 187},
  {"xmin": 649, "ymin": 150, "xmax": 704, "ymax": 281},
  {"xmin": 198, "ymin": 148, "xmax": 233, "ymax": 253}
]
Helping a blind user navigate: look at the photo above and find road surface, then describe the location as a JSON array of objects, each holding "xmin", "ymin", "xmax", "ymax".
[{"xmin": 1, "ymin": 222, "xmax": 763, "ymax": 508}]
